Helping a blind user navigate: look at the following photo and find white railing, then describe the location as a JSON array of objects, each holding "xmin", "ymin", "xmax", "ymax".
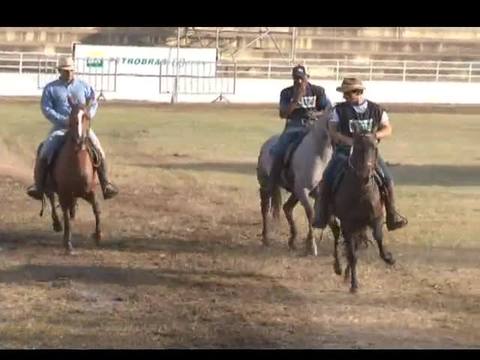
[
  {"xmin": 3, "ymin": 50, "xmax": 480, "ymax": 83},
  {"xmin": 0, "ymin": 51, "xmax": 70, "ymax": 74},
  {"xmin": 217, "ymin": 58, "xmax": 480, "ymax": 82}
]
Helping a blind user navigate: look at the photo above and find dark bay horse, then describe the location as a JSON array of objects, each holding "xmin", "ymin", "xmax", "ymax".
[
  {"xmin": 45, "ymin": 97, "xmax": 102, "ymax": 254},
  {"xmin": 257, "ymin": 111, "xmax": 340, "ymax": 255},
  {"xmin": 331, "ymin": 132, "xmax": 395, "ymax": 293}
]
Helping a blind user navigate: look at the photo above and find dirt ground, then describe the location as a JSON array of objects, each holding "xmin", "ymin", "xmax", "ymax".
[{"xmin": 0, "ymin": 102, "xmax": 479, "ymax": 349}]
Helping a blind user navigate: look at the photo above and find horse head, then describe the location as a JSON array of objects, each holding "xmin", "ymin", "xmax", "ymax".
[
  {"xmin": 68, "ymin": 96, "xmax": 92, "ymax": 149},
  {"xmin": 349, "ymin": 132, "xmax": 378, "ymax": 181}
]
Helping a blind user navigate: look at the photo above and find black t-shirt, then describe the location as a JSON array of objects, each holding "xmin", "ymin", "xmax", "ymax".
[{"xmin": 280, "ymin": 83, "xmax": 330, "ymax": 126}]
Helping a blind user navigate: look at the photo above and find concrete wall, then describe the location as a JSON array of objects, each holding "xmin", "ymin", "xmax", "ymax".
[{"xmin": 2, "ymin": 72, "xmax": 480, "ymax": 105}]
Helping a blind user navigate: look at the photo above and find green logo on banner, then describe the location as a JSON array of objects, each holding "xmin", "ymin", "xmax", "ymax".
[{"xmin": 87, "ymin": 58, "xmax": 103, "ymax": 68}]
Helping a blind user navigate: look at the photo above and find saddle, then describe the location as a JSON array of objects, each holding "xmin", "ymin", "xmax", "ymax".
[{"xmin": 36, "ymin": 135, "xmax": 101, "ymax": 191}]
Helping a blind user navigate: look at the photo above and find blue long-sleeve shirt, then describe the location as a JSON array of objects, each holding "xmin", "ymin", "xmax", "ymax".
[{"xmin": 41, "ymin": 78, "xmax": 98, "ymax": 131}]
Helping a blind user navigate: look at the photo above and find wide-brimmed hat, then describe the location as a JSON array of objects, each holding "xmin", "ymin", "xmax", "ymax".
[
  {"xmin": 336, "ymin": 77, "xmax": 366, "ymax": 92},
  {"xmin": 57, "ymin": 56, "xmax": 75, "ymax": 71}
]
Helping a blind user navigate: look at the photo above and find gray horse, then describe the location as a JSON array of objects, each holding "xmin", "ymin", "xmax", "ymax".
[{"xmin": 256, "ymin": 110, "xmax": 340, "ymax": 255}]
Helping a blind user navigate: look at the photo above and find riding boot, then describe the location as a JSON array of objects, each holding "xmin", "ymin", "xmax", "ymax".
[
  {"xmin": 26, "ymin": 157, "xmax": 48, "ymax": 200},
  {"xmin": 384, "ymin": 181, "xmax": 408, "ymax": 231},
  {"xmin": 312, "ymin": 180, "xmax": 332, "ymax": 229},
  {"xmin": 97, "ymin": 159, "xmax": 119, "ymax": 200},
  {"xmin": 266, "ymin": 154, "xmax": 284, "ymax": 196}
]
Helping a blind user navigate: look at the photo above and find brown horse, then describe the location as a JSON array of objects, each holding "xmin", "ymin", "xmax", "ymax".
[
  {"xmin": 46, "ymin": 97, "xmax": 102, "ymax": 254},
  {"xmin": 331, "ymin": 132, "xmax": 395, "ymax": 293}
]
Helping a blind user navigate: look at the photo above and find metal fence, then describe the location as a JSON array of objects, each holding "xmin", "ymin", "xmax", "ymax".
[
  {"xmin": 158, "ymin": 61, "xmax": 235, "ymax": 95},
  {"xmin": 3, "ymin": 50, "xmax": 480, "ymax": 84},
  {"xmin": 217, "ymin": 58, "xmax": 480, "ymax": 82}
]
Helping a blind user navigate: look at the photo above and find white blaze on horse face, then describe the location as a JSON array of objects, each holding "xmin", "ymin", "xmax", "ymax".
[{"xmin": 77, "ymin": 109, "xmax": 84, "ymax": 138}]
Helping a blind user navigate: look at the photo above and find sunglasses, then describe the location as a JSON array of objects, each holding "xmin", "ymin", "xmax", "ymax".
[{"xmin": 344, "ymin": 89, "xmax": 363, "ymax": 96}]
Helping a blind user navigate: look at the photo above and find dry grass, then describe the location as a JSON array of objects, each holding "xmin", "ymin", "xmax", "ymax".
[{"xmin": 0, "ymin": 101, "xmax": 479, "ymax": 348}]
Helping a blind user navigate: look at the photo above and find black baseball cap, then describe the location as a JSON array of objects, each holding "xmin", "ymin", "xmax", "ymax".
[{"xmin": 292, "ymin": 64, "xmax": 308, "ymax": 79}]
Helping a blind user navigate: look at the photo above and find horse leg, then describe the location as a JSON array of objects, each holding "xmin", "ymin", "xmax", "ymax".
[
  {"xmin": 86, "ymin": 192, "xmax": 102, "ymax": 246},
  {"xmin": 271, "ymin": 186, "xmax": 282, "ymax": 221},
  {"xmin": 47, "ymin": 192, "xmax": 62, "ymax": 232},
  {"xmin": 70, "ymin": 199, "xmax": 77, "ymax": 220},
  {"xmin": 330, "ymin": 218, "xmax": 342, "ymax": 275},
  {"xmin": 61, "ymin": 206, "xmax": 74, "ymax": 255},
  {"xmin": 260, "ymin": 187, "xmax": 272, "ymax": 246},
  {"xmin": 372, "ymin": 218, "xmax": 395, "ymax": 265},
  {"xmin": 283, "ymin": 194, "xmax": 298, "ymax": 251},
  {"xmin": 296, "ymin": 188, "xmax": 317, "ymax": 256},
  {"xmin": 344, "ymin": 232, "xmax": 359, "ymax": 293}
]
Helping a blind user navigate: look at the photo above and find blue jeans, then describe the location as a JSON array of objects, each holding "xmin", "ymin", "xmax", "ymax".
[
  {"xmin": 324, "ymin": 152, "xmax": 348, "ymax": 188},
  {"xmin": 39, "ymin": 128, "xmax": 105, "ymax": 165},
  {"xmin": 323, "ymin": 150, "xmax": 393, "ymax": 188},
  {"xmin": 269, "ymin": 127, "xmax": 308, "ymax": 158},
  {"xmin": 376, "ymin": 155, "xmax": 392, "ymax": 184}
]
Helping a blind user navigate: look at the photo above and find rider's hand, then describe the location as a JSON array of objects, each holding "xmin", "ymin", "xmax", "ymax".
[{"xmin": 293, "ymin": 78, "xmax": 307, "ymax": 101}]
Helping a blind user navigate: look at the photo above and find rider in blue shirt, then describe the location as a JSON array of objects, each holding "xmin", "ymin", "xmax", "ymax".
[{"xmin": 27, "ymin": 56, "xmax": 119, "ymax": 201}]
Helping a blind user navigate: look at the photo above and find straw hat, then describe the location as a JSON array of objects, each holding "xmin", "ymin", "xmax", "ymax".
[
  {"xmin": 57, "ymin": 56, "xmax": 75, "ymax": 71},
  {"xmin": 336, "ymin": 77, "xmax": 366, "ymax": 92}
]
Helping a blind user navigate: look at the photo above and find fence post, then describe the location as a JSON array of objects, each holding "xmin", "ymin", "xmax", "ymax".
[
  {"xmin": 435, "ymin": 61, "xmax": 440, "ymax": 81},
  {"xmin": 19, "ymin": 53, "xmax": 23, "ymax": 74},
  {"xmin": 233, "ymin": 62, "xmax": 237, "ymax": 94},
  {"xmin": 268, "ymin": 59, "xmax": 271, "ymax": 79},
  {"xmin": 468, "ymin": 62, "xmax": 472, "ymax": 83},
  {"xmin": 336, "ymin": 60, "xmax": 340, "ymax": 81},
  {"xmin": 402, "ymin": 60, "xmax": 407, "ymax": 81},
  {"xmin": 369, "ymin": 61, "xmax": 373, "ymax": 81}
]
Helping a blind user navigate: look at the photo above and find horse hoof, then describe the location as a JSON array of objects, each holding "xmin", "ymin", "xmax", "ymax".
[
  {"xmin": 92, "ymin": 232, "xmax": 102, "ymax": 245},
  {"xmin": 301, "ymin": 250, "xmax": 313, "ymax": 257},
  {"xmin": 53, "ymin": 223, "xmax": 63, "ymax": 232},
  {"xmin": 385, "ymin": 253, "xmax": 396, "ymax": 265},
  {"xmin": 334, "ymin": 263, "xmax": 342, "ymax": 276},
  {"xmin": 350, "ymin": 286, "xmax": 358, "ymax": 294},
  {"xmin": 288, "ymin": 241, "xmax": 297, "ymax": 251},
  {"xmin": 261, "ymin": 238, "xmax": 270, "ymax": 247},
  {"xmin": 64, "ymin": 249, "xmax": 77, "ymax": 256}
]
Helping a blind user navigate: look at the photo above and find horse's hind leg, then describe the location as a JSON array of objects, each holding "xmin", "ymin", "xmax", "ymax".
[
  {"xmin": 86, "ymin": 192, "xmax": 102, "ymax": 246},
  {"xmin": 372, "ymin": 218, "xmax": 395, "ymax": 265},
  {"xmin": 283, "ymin": 194, "xmax": 298, "ymax": 251},
  {"xmin": 47, "ymin": 192, "xmax": 62, "ymax": 232},
  {"xmin": 259, "ymin": 187, "xmax": 272, "ymax": 246}
]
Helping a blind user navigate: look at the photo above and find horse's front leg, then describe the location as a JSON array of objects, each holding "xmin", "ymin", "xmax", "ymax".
[
  {"xmin": 61, "ymin": 207, "xmax": 74, "ymax": 255},
  {"xmin": 372, "ymin": 218, "xmax": 395, "ymax": 265},
  {"xmin": 344, "ymin": 231, "xmax": 358, "ymax": 293},
  {"xmin": 283, "ymin": 193, "xmax": 299, "ymax": 251},
  {"xmin": 86, "ymin": 191, "xmax": 102, "ymax": 246},
  {"xmin": 296, "ymin": 188, "xmax": 317, "ymax": 256},
  {"xmin": 330, "ymin": 218, "xmax": 342, "ymax": 275},
  {"xmin": 47, "ymin": 192, "xmax": 62, "ymax": 232}
]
